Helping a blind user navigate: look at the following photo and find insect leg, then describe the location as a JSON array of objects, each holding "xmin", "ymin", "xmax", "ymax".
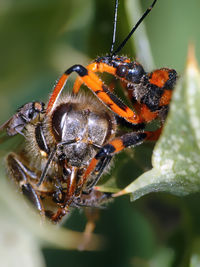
[
  {"xmin": 47, "ymin": 65, "xmax": 143, "ymax": 125},
  {"xmin": 72, "ymin": 62, "xmax": 117, "ymax": 94},
  {"xmin": 6, "ymin": 153, "xmax": 45, "ymax": 216},
  {"xmin": 83, "ymin": 156, "xmax": 112, "ymax": 192},
  {"xmin": 82, "ymin": 129, "xmax": 162, "ymax": 181}
]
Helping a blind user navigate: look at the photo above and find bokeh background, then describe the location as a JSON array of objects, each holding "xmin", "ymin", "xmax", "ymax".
[{"xmin": 1, "ymin": 0, "xmax": 200, "ymax": 266}]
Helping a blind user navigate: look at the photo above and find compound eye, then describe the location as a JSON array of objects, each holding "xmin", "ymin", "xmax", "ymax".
[
  {"xmin": 127, "ymin": 63, "xmax": 145, "ymax": 84},
  {"xmin": 28, "ymin": 109, "xmax": 36, "ymax": 120},
  {"xmin": 116, "ymin": 65, "xmax": 128, "ymax": 78},
  {"xmin": 28, "ymin": 102, "xmax": 44, "ymax": 120}
]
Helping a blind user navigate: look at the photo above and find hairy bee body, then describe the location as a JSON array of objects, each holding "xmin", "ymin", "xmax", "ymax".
[{"xmin": 5, "ymin": 94, "xmax": 116, "ymax": 221}]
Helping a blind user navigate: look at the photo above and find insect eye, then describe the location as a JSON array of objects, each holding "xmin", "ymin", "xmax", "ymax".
[
  {"xmin": 28, "ymin": 109, "xmax": 35, "ymax": 119},
  {"xmin": 127, "ymin": 63, "xmax": 145, "ymax": 84},
  {"xmin": 116, "ymin": 65, "xmax": 128, "ymax": 78}
]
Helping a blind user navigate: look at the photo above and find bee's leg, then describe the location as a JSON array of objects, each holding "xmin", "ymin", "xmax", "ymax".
[
  {"xmin": 78, "ymin": 207, "xmax": 100, "ymax": 251},
  {"xmin": 48, "ymin": 207, "xmax": 66, "ymax": 223},
  {"xmin": 6, "ymin": 153, "xmax": 45, "ymax": 217},
  {"xmin": 73, "ymin": 190, "xmax": 112, "ymax": 250}
]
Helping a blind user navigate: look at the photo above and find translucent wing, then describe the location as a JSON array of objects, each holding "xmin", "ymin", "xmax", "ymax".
[{"xmin": 0, "ymin": 118, "xmax": 14, "ymax": 145}]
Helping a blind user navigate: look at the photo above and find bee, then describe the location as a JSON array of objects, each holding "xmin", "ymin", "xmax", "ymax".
[
  {"xmin": 0, "ymin": 0, "xmax": 177, "ymax": 222},
  {"xmin": 0, "ymin": 102, "xmax": 45, "ymax": 137}
]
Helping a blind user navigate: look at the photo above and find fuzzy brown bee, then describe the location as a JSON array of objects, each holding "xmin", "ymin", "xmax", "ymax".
[
  {"xmin": 4, "ymin": 94, "xmax": 117, "ymax": 222},
  {"xmin": 0, "ymin": 0, "xmax": 177, "ymax": 222}
]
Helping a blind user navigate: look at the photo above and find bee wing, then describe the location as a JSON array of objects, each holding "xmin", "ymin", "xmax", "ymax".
[
  {"xmin": 0, "ymin": 118, "xmax": 12, "ymax": 144},
  {"xmin": 0, "ymin": 117, "xmax": 12, "ymax": 131}
]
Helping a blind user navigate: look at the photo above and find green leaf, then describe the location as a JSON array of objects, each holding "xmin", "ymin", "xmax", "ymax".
[
  {"xmin": 0, "ymin": 212, "xmax": 46, "ymax": 267},
  {"xmin": 190, "ymin": 238, "xmax": 200, "ymax": 267},
  {"xmin": 101, "ymin": 47, "xmax": 200, "ymax": 201},
  {"xmin": 149, "ymin": 247, "xmax": 175, "ymax": 267},
  {"xmin": 132, "ymin": 247, "xmax": 174, "ymax": 267}
]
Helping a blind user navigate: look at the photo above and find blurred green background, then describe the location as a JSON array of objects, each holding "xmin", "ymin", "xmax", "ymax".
[{"xmin": 1, "ymin": 0, "xmax": 200, "ymax": 266}]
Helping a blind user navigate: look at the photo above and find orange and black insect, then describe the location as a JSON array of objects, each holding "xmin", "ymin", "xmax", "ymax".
[{"xmin": 0, "ymin": 0, "xmax": 177, "ymax": 222}]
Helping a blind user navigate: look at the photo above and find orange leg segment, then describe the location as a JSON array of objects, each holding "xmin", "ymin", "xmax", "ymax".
[
  {"xmin": 73, "ymin": 62, "xmax": 117, "ymax": 94},
  {"xmin": 47, "ymin": 73, "xmax": 69, "ymax": 113},
  {"xmin": 82, "ymin": 131, "xmax": 147, "ymax": 184},
  {"xmin": 47, "ymin": 64, "xmax": 143, "ymax": 124},
  {"xmin": 82, "ymin": 127, "xmax": 163, "ymax": 184}
]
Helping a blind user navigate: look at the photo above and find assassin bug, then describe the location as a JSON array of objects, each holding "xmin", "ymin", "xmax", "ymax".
[{"xmin": 0, "ymin": 0, "xmax": 177, "ymax": 222}]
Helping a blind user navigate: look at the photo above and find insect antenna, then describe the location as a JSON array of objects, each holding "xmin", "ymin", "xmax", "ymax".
[
  {"xmin": 112, "ymin": 0, "xmax": 157, "ymax": 56},
  {"xmin": 110, "ymin": 0, "xmax": 119, "ymax": 55}
]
